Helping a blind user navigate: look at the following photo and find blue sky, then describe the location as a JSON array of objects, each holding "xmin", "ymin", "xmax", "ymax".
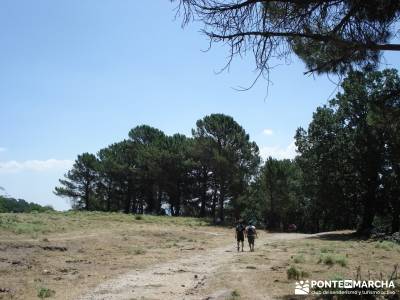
[{"xmin": 0, "ymin": 1, "xmax": 399, "ymax": 210}]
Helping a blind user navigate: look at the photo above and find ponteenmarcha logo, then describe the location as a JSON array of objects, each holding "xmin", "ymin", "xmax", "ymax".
[
  {"xmin": 294, "ymin": 279, "xmax": 396, "ymax": 296},
  {"xmin": 295, "ymin": 280, "xmax": 310, "ymax": 295}
]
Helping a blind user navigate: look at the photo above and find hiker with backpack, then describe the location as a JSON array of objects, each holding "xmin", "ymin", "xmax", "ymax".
[
  {"xmin": 235, "ymin": 219, "xmax": 246, "ymax": 252},
  {"xmin": 246, "ymin": 222, "xmax": 258, "ymax": 252}
]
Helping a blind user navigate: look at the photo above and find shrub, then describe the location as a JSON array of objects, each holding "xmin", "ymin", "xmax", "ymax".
[
  {"xmin": 318, "ymin": 254, "xmax": 348, "ymax": 267},
  {"xmin": 37, "ymin": 287, "xmax": 55, "ymax": 298},
  {"xmin": 229, "ymin": 290, "xmax": 241, "ymax": 300},
  {"xmin": 287, "ymin": 266, "xmax": 301, "ymax": 280},
  {"xmin": 375, "ymin": 241, "xmax": 396, "ymax": 251},
  {"xmin": 320, "ymin": 247, "xmax": 334, "ymax": 253},
  {"xmin": 300, "ymin": 270, "xmax": 310, "ymax": 278},
  {"xmin": 335, "ymin": 255, "xmax": 348, "ymax": 267},
  {"xmin": 293, "ymin": 254, "xmax": 305, "ymax": 263}
]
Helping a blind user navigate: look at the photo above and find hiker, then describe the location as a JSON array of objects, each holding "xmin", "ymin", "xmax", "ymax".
[
  {"xmin": 235, "ymin": 219, "xmax": 245, "ymax": 252},
  {"xmin": 246, "ymin": 222, "xmax": 258, "ymax": 252}
]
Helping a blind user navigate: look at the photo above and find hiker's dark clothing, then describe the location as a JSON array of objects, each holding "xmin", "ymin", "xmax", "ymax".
[
  {"xmin": 236, "ymin": 224, "xmax": 245, "ymax": 242},
  {"xmin": 247, "ymin": 235, "xmax": 255, "ymax": 245}
]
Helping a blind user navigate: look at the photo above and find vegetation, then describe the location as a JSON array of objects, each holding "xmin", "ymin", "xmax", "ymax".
[
  {"xmin": 55, "ymin": 69, "xmax": 400, "ymax": 235},
  {"xmin": 286, "ymin": 266, "xmax": 299, "ymax": 280},
  {"xmin": 229, "ymin": 290, "xmax": 241, "ymax": 300},
  {"xmin": 37, "ymin": 287, "xmax": 55, "ymax": 299},
  {"xmin": 242, "ymin": 68, "xmax": 400, "ymax": 234},
  {"xmin": 294, "ymin": 69, "xmax": 400, "ymax": 234},
  {"xmin": 318, "ymin": 254, "xmax": 348, "ymax": 267},
  {"xmin": 287, "ymin": 265, "xmax": 308, "ymax": 280},
  {"xmin": 55, "ymin": 114, "xmax": 259, "ymax": 224},
  {"xmin": 375, "ymin": 241, "xmax": 398, "ymax": 251},
  {"xmin": 0, "ymin": 195, "xmax": 54, "ymax": 213},
  {"xmin": 0, "ymin": 212, "xmax": 399, "ymax": 299},
  {"xmin": 293, "ymin": 254, "xmax": 306, "ymax": 264},
  {"xmin": 174, "ymin": 0, "xmax": 400, "ymax": 76},
  {"xmin": 0, "ymin": 211, "xmax": 209, "ymax": 236},
  {"xmin": 0, "ymin": 211, "xmax": 229, "ymax": 299}
]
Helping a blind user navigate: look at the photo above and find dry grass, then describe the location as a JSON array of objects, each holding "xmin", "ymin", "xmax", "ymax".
[
  {"xmin": 0, "ymin": 212, "xmax": 227, "ymax": 300},
  {"xmin": 1, "ymin": 214, "xmax": 399, "ymax": 299},
  {"xmin": 195, "ymin": 233, "xmax": 400, "ymax": 299},
  {"xmin": 0, "ymin": 211, "xmax": 210, "ymax": 238}
]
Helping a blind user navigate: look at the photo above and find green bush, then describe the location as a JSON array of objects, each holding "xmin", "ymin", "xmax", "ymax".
[
  {"xmin": 287, "ymin": 266, "xmax": 308, "ymax": 280},
  {"xmin": 229, "ymin": 290, "xmax": 241, "ymax": 300},
  {"xmin": 320, "ymin": 246, "xmax": 334, "ymax": 253},
  {"xmin": 318, "ymin": 254, "xmax": 348, "ymax": 267},
  {"xmin": 287, "ymin": 266, "xmax": 301, "ymax": 280},
  {"xmin": 375, "ymin": 241, "xmax": 396, "ymax": 251},
  {"xmin": 37, "ymin": 287, "xmax": 55, "ymax": 298},
  {"xmin": 293, "ymin": 254, "xmax": 306, "ymax": 263}
]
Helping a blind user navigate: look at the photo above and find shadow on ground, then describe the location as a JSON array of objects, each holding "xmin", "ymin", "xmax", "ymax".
[{"xmin": 307, "ymin": 231, "xmax": 367, "ymax": 241}]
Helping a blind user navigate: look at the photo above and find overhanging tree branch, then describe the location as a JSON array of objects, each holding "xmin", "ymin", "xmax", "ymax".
[
  {"xmin": 208, "ymin": 31, "xmax": 400, "ymax": 51},
  {"xmin": 173, "ymin": 0, "xmax": 400, "ymax": 78}
]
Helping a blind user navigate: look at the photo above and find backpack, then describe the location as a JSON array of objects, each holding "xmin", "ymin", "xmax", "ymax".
[
  {"xmin": 236, "ymin": 224, "xmax": 245, "ymax": 233},
  {"xmin": 247, "ymin": 225, "xmax": 255, "ymax": 235}
]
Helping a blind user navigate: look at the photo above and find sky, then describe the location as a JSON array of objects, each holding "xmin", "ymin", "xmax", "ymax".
[{"xmin": 0, "ymin": 1, "xmax": 399, "ymax": 210}]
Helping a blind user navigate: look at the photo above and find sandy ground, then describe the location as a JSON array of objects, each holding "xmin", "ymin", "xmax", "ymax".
[{"xmin": 80, "ymin": 232, "xmax": 310, "ymax": 300}]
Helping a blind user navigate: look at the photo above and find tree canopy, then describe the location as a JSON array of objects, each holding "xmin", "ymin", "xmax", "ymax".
[
  {"xmin": 173, "ymin": 0, "xmax": 400, "ymax": 75},
  {"xmin": 295, "ymin": 68, "xmax": 400, "ymax": 233},
  {"xmin": 55, "ymin": 114, "xmax": 260, "ymax": 224},
  {"xmin": 0, "ymin": 195, "xmax": 54, "ymax": 213},
  {"xmin": 55, "ymin": 76, "xmax": 400, "ymax": 234}
]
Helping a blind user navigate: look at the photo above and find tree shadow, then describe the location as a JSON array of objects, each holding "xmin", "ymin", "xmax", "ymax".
[{"xmin": 307, "ymin": 231, "xmax": 368, "ymax": 242}]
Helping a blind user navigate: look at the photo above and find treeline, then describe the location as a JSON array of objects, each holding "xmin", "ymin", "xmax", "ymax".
[
  {"xmin": 55, "ymin": 114, "xmax": 260, "ymax": 223},
  {"xmin": 0, "ymin": 196, "xmax": 54, "ymax": 213},
  {"xmin": 56, "ymin": 69, "xmax": 400, "ymax": 234},
  {"xmin": 243, "ymin": 69, "xmax": 399, "ymax": 234},
  {"xmin": 296, "ymin": 69, "xmax": 400, "ymax": 234}
]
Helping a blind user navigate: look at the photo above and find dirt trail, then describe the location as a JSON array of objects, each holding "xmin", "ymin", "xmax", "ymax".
[{"xmin": 80, "ymin": 232, "xmax": 311, "ymax": 300}]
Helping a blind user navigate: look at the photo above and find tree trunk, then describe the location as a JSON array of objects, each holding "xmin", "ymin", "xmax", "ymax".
[
  {"xmin": 218, "ymin": 186, "xmax": 225, "ymax": 223},
  {"xmin": 268, "ymin": 185, "xmax": 279, "ymax": 230},
  {"xmin": 233, "ymin": 200, "xmax": 240, "ymax": 221},
  {"xmin": 211, "ymin": 189, "xmax": 217, "ymax": 224},
  {"xmin": 359, "ymin": 134, "xmax": 380, "ymax": 235},
  {"xmin": 131, "ymin": 190, "xmax": 137, "ymax": 214},
  {"xmin": 106, "ymin": 189, "xmax": 111, "ymax": 211},
  {"xmin": 175, "ymin": 185, "xmax": 181, "ymax": 216},
  {"xmin": 360, "ymin": 208, "xmax": 375, "ymax": 234},
  {"xmin": 315, "ymin": 218, "xmax": 320, "ymax": 233},
  {"xmin": 359, "ymin": 193, "xmax": 376, "ymax": 235},
  {"xmin": 146, "ymin": 183, "xmax": 155, "ymax": 213},
  {"xmin": 200, "ymin": 170, "xmax": 208, "ymax": 218},
  {"xmin": 124, "ymin": 184, "xmax": 132, "ymax": 214},
  {"xmin": 392, "ymin": 214, "xmax": 399, "ymax": 233},
  {"xmin": 84, "ymin": 184, "xmax": 90, "ymax": 211},
  {"xmin": 391, "ymin": 199, "xmax": 400, "ymax": 233},
  {"xmin": 156, "ymin": 187, "xmax": 162, "ymax": 215},
  {"xmin": 138, "ymin": 197, "xmax": 144, "ymax": 214}
]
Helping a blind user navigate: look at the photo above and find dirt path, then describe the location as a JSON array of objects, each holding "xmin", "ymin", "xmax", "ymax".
[{"xmin": 80, "ymin": 232, "xmax": 311, "ymax": 300}]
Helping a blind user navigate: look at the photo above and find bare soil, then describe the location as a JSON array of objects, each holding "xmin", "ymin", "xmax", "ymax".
[
  {"xmin": 1, "ymin": 213, "xmax": 399, "ymax": 300},
  {"xmin": 0, "ymin": 214, "xmax": 228, "ymax": 300},
  {"xmin": 80, "ymin": 232, "xmax": 308, "ymax": 300}
]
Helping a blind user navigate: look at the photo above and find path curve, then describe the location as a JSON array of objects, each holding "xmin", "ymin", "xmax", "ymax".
[{"xmin": 80, "ymin": 232, "xmax": 312, "ymax": 300}]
